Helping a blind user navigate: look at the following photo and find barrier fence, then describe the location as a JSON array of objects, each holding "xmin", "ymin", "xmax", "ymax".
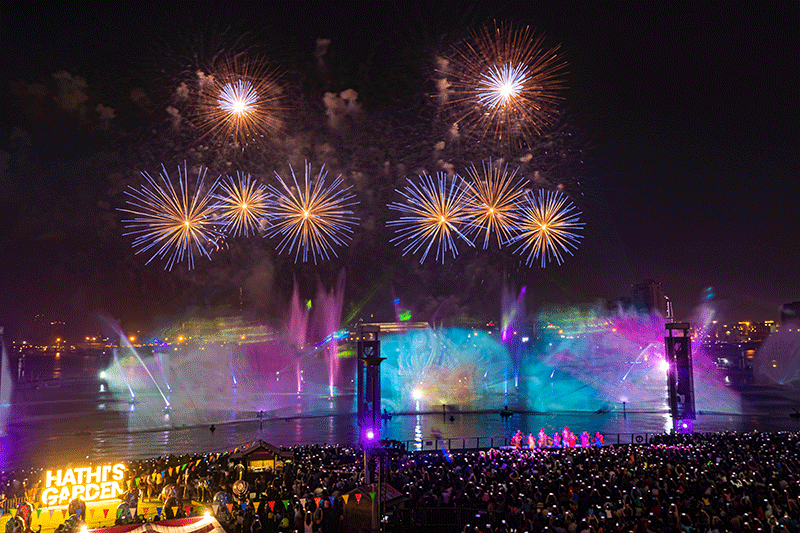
[{"xmin": 400, "ymin": 432, "xmax": 659, "ymax": 452}]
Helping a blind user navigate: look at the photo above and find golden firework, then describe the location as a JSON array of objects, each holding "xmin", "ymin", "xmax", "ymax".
[
  {"xmin": 512, "ymin": 189, "xmax": 583, "ymax": 267},
  {"xmin": 120, "ymin": 163, "xmax": 221, "ymax": 270},
  {"xmin": 213, "ymin": 172, "xmax": 271, "ymax": 237},
  {"xmin": 196, "ymin": 57, "xmax": 283, "ymax": 147},
  {"xmin": 463, "ymin": 160, "xmax": 527, "ymax": 248},
  {"xmin": 440, "ymin": 21, "xmax": 567, "ymax": 147}
]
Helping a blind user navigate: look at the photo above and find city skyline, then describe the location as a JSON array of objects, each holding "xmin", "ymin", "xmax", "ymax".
[{"xmin": 1, "ymin": 1, "xmax": 798, "ymax": 340}]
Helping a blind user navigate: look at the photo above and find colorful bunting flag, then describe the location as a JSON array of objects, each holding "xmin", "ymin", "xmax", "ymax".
[
  {"xmin": 76, "ymin": 509, "xmax": 82, "ymax": 519},
  {"xmin": 226, "ymin": 504, "xmax": 233, "ymax": 514},
  {"xmin": 342, "ymin": 495, "xmax": 349, "ymax": 505},
  {"xmin": 103, "ymin": 509, "xmax": 110, "ymax": 518},
  {"xmin": 36, "ymin": 509, "xmax": 42, "ymax": 518},
  {"xmin": 143, "ymin": 508, "xmax": 149, "ymax": 517},
  {"xmin": 172, "ymin": 507, "xmax": 179, "ymax": 516},
  {"xmin": 253, "ymin": 502, "xmax": 260, "ymax": 512},
  {"xmin": 283, "ymin": 500, "xmax": 291, "ymax": 510},
  {"xmin": 299, "ymin": 498, "xmax": 305, "ymax": 508},
  {"xmin": 0, "ymin": 509, "xmax": 5, "ymax": 518},
  {"xmin": 116, "ymin": 508, "xmax": 123, "ymax": 519},
  {"xmin": 240, "ymin": 503, "xmax": 246, "ymax": 512},
  {"xmin": 89, "ymin": 509, "xmax": 95, "ymax": 519},
  {"xmin": 369, "ymin": 492, "xmax": 376, "ymax": 502},
  {"xmin": 49, "ymin": 510, "xmax": 55, "ymax": 519},
  {"xmin": 355, "ymin": 493, "xmax": 362, "ymax": 504},
  {"xmin": 212, "ymin": 505, "xmax": 218, "ymax": 515},
  {"xmin": 156, "ymin": 507, "xmax": 163, "ymax": 517},
  {"xmin": 314, "ymin": 498, "xmax": 321, "ymax": 507},
  {"xmin": 268, "ymin": 502, "xmax": 275, "ymax": 512},
  {"xmin": 328, "ymin": 497, "xmax": 335, "ymax": 505},
  {"xmin": 61, "ymin": 510, "xmax": 67, "ymax": 519}
]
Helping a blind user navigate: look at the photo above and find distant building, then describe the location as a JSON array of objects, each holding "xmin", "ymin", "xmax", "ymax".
[
  {"xmin": 781, "ymin": 302, "xmax": 800, "ymax": 330},
  {"xmin": 632, "ymin": 280, "xmax": 671, "ymax": 318},
  {"xmin": 714, "ymin": 321, "xmax": 776, "ymax": 343}
]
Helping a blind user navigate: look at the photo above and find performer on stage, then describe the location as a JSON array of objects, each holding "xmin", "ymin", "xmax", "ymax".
[
  {"xmin": 594, "ymin": 431, "xmax": 605, "ymax": 447},
  {"xmin": 538, "ymin": 428, "xmax": 549, "ymax": 449},
  {"xmin": 511, "ymin": 429, "xmax": 523, "ymax": 449}
]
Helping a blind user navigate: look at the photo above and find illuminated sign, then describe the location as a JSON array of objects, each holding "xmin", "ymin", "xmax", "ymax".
[{"xmin": 41, "ymin": 464, "xmax": 126, "ymax": 505}]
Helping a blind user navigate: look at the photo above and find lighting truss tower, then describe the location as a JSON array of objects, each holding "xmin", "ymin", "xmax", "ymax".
[
  {"xmin": 357, "ymin": 325, "xmax": 383, "ymax": 441},
  {"xmin": 665, "ymin": 322, "xmax": 695, "ymax": 433}
]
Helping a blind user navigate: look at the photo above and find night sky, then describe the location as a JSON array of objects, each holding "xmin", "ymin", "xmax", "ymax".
[{"xmin": 1, "ymin": 1, "xmax": 798, "ymax": 341}]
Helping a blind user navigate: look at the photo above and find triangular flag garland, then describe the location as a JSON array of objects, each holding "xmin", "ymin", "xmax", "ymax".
[
  {"xmin": 268, "ymin": 501, "xmax": 275, "ymax": 512},
  {"xmin": 0, "ymin": 509, "xmax": 5, "ymax": 518},
  {"xmin": 49, "ymin": 510, "xmax": 55, "ymax": 519},
  {"xmin": 369, "ymin": 492, "xmax": 376, "ymax": 502},
  {"xmin": 226, "ymin": 503, "xmax": 233, "ymax": 514},
  {"xmin": 156, "ymin": 507, "xmax": 163, "ymax": 517},
  {"xmin": 283, "ymin": 500, "xmax": 291, "ymax": 510},
  {"xmin": 355, "ymin": 494, "xmax": 362, "ymax": 504},
  {"xmin": 314, "ymin": 498, "xmax": 321, "ymax": 507},
  {"xmin": 36, "ymin": 509, "xmax": 42, "ymax": 518},
  {"xmin": 172, "ymin": 506, "xmax": 179, "ymax": 516},
  {"xmin": 103, "ymin": 508, "xmax": 110, "ymax": 518},
  {"xmin": 240, "ymin": 503, "xmax": 246, "ymax": 512},
  {"xmin": 299, "ymin": 498, "xmax": 305, "ymax": 508},
  {"xmin": 253, "ymin": 502, "xmax": 260, "ymax": 512},
  {"xmin": 89, "ymin": 509, "xmax": 96, "ymax": 519},
  {"xmin": 342, "ymin": 495, "xmax": 349, "ymax": 505},
  {"xmin": 116, "ymin": 508, "xmax": 123, "ymax": 519},
  {"xmin": 328, "ymin": 497, "xmax": 335, "ymax": 505},
  {"xmin": 61, "ymin": 510, "xmax": 68, "ymax": 519},
  {"xmin": 143, "ymin": 508, "xmax": 149, "ymax": 517}
]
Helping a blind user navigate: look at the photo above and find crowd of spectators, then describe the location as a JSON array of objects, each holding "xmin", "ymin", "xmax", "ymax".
[{"xmin": 3, "ymin": 431, "xmax": 800, "ymax": 533}]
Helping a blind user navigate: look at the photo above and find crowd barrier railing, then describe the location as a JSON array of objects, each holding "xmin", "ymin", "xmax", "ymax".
[{"xmin": 400, "ymin": 432, "xmax": 660, "ymax": 451}]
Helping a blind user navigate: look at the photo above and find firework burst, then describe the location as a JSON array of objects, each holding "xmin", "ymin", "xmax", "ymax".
[
  {"xmin": 511, "ymin": 189, "xmax": 583, "ymax": 267},
  {"xmin": 440, "ymin": 21, "xmax": 567, "ymax": 147},
  {"xmin": 265, "ymin": 163, "xmax": 359, "ymax": 263},
  {"xmin": 388, "ymin": 172, "xmax": 475, "ymax": 264},
  {"xmin": 213, "ymin": 172, "xmax": 271, "ymax": 237},
  {"xmin": 463, "ymin": 160, "xmax": 527, "ymax": 248},
  {"xmin": 196, "ymin": 57, "xmax": 282, "ymax": 146},
  {"xmin": 120, "ymin": 163, "xmax": 221, "ymax": 270}
]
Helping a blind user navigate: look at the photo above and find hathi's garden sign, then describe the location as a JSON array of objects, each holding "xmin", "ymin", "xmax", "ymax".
[{"xmin": 41, "ymin": 463, "xmax": 126, "ymax": 505}]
